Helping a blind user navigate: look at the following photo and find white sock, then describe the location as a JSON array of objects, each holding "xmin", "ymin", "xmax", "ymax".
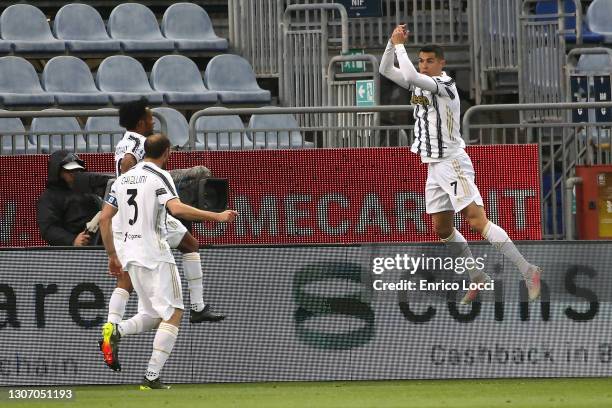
[
  {"xmin": 107, "ymin": 288, "xmax": 130, "ymax": 324},
  {"xmin": 441, "ymin": 229, "xmax": 487, "ymax": 282},
  {"xmin": 146, "ymin": 322, "xmax": 179, "ymax": 381},
  {"xmin": 117, "ymin": 313, "xmax": 161, "ymax": 337},
  {"xmin": 483, "ymin": 221, "xmax": 533, "ymax": 278},
  {"xmin": 182, "ymin": 253, "xmax": 205, "ymax": 312}
]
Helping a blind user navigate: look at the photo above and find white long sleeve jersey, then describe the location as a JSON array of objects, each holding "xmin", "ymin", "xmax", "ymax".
[{"xmin": 379, "ymin": 42, "xmax": 465, "ymax": 163}]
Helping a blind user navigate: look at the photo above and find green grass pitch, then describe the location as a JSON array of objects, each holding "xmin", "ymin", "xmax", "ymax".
[{"xmin": 2, "ymin": 378, "xmax": 610, "ymax": 408}]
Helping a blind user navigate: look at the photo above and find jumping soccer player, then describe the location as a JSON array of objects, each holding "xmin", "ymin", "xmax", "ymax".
[
  {"xmin": 103, "ymin": 98, "xmax": 224, "ymax": 346},
  {"xmin": 379, "ymin": 25, "xmax": 541, "ymax": 304},
  {"xmin": 99, "ymin": 134, "xmax": 238, "ymax": 389}
]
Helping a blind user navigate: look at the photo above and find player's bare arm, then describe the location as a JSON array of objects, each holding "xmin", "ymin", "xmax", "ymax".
[
  {"xmin": 99, "ymin": 203, "xmax": 122, "ymax": 277},
  {"xmin": 166, "ymin": 198, "xmax": 238, "ymax": 223},
  {"xmin": 120, "ymin": 153, "xmax": 137, "ymax": 175}
]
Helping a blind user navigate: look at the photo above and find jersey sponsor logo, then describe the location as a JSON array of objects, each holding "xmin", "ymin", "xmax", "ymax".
[
  {"xmin": 123, "ymin": 232, "xmax": 143, "ymax": 242},
  {"xmin": 411, "ymin": 95, "xmax": 430, "ymax": 106}
]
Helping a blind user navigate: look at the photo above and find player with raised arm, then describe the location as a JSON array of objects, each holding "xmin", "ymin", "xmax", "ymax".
[
  {"xmin": 379, "ymin": 25, "xmax": 541, "ymax": 304},
  {"xmin": 100, "ymin": 99, "xmax": 224, "ymax": 372},
  {"xmin": 99, "ymin": 133, "xmax": 238, "ymax": 389}
]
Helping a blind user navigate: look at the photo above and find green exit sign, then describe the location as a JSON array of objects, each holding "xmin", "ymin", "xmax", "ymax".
[
  {"xmin": 341, "ymin": 49, "xmax": 366, "ymax": 73},
  {"xmin": 356, "ymin": 79, "xmax": 375, "ymax": 106}
]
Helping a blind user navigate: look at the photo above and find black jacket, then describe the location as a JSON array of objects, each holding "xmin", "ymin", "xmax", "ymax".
[{"xmin": 36, "ymin": 151, "xmax": 102, "ymax": 246}]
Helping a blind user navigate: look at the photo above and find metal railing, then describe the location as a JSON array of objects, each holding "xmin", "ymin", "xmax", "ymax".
[
  {"xmin": 0, "ymin": 110, "xmax": 167, "ymax": 155},
  {"xmin": 463, "ymin": 101, "xmax": 612, "ymax": 240}
]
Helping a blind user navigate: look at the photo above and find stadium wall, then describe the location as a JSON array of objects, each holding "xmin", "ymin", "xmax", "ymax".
[
  {"xmin": 0, "ymin": 242, "xmax": 611, "ymax": 386},
  {"xmin": 0, "ymin": 146, "xmax": 541, "ymax": 247}
]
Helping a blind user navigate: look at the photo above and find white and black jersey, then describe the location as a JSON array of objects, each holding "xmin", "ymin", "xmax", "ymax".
[
  {"xmin": 114, "ymin": 131, "xmax": 146, "ymax": 177},
  {"xmin": 105, "ymin": 161, "xmax": 178, "ymax": 270},
  {"xmin": 379, "ymin": 41, "xmax": 465, "ymax": 163}
]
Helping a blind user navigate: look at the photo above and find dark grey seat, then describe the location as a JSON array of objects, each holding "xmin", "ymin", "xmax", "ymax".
[
  {"xmin": 54, "ymin": 4, "xmax": 121, "ymax": 53},
  {"xmin": 43, "ymin": 56, "xmax": 109, "ymax": 106},
  {"xmin": 108, "ymin": 4, "xmax": 175, "ymax": 52},
  {"xmin": 152, "ymin": 107, "xmax": 190, "ymax": 148},
  {"xmin": 150, "ymin": 55, "xmax": 218, "ymax": 105},
  {"xmin": 96, "ymin": 55, "xmax": 164, "ymax": 104},
  {"xmin": 30, "ymin": 111, "xmax": 86, "ymax": 153},
  {"xmin": 204, "ymin": 54, "xmax": 271, "ymax": 104},
  {"xmin": 0, "ymin": 57, "xmax": 55, "ymax": 106},
  {"xmin": 0, "ymin": 113, "xmax": 35, "ymax": 155},
  {"xmin": 195, "ymin": 107, "xmax": 250, "ymax": 150},
  {"xmin": 248, "ymin": 108, "xmax": 313, "ymax": 149},
  {"xmin": 84, "ymin": 110, "xmax": 125, "ymax": 152},
  {"xmin": 161, "ymin": 3, "xmax": 228, "ymax": 52},
  {"xmin": 0, "ymin": 4, "xmax": 65, "ymax": 54}
]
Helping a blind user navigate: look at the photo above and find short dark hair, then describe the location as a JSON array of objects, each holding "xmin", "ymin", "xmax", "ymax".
[
  {"xmin": 119, "ymin": 97, "xmax": 149, "ymax": 130},
  {"xmin": 144, "ymin": 133, "xmax": 170, "ymax": 159},
  {"xmin": 419, "ymin": 44, "xmax": 445, "ymax": 60}
]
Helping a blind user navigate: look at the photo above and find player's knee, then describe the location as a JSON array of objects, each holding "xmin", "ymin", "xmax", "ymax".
[{"xmin": 178, "ymin": 233, "xmax": 199, "ymax": 253}]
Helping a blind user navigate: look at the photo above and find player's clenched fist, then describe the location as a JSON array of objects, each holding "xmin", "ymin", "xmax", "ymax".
[
  {"xmin": 391, "ymin": 24, "xmax": 408, "ymax": 45},
  {"xmin": 216, "ymin": 210, "xmax": 239, "ymax": 223}
]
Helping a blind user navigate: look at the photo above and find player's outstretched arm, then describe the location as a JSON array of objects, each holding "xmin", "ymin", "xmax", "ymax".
[
  {"xmin": 379, "ymin": 39, "xmax": 412, "ymax": 90},
  {"xmin": 99, "ymin": 203, "xmax": 122, "ymax": 277},
  {"xmin": 390, "ymin": 25, "xmax": 439, "ymax": 93},
  {"xmin": 166, "ymin": 198, "xmax": 238, "ymax": 223}
]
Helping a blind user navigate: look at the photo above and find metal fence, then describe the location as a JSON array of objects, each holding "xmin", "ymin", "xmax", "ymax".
[
  {"xmin": 0, "ymin": 110, "xmax": 167, "ymax": 156},
  {"xmin": 463, "ymin": 101, "xmax": 612, "ymax": 240},
  {"xmin": 518, "ymin": 0, "xmax": 581, "ymax": 121}
]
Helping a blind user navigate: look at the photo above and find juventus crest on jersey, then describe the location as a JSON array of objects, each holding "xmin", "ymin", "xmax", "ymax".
[{"xmin": 410, "ymin": 74, "xmax": 465, "ymax": 162}]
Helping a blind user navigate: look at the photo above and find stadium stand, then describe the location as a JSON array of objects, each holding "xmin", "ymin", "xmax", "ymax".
[
  {"xmin": 161, "ymin": 2, "xmax": 228, "ymax": 52},
  {"xmin": 152, "ymin": 106, "xmax": 190, "ymax": 149},
  {"xmin": 53, "ymin": 3, "xmax": 122, "ymax": 53},
  {"xmin": 150, "ymin": 55, "xmax": 218, "ymax": 105},
  {"xmin": 586, "ymin": 0, "xmax": 612, "ymax": 43},
  {"xmin": 248, "ymin": 108, "xmax": 313, "ymax": 149},
  {"xmin": 194, "ymin": 107, "xmax": 248, "ymax": 150},
  {"xmin": 83, "ymin": 109, "xmax": 125, "ymax": 153},
  {"xmin": 0, "ymin": 56, "xmax": 56, "ymax": 107},
  {"xmin": 30, "ymin": 110, "xmax": 85, "ymax": 153},
  {"xmin": 107, "ymin": 3, "xmax": 175, "ymax": 52},
  {"xmin": 204, "ymin": 54, "xmax": 272, "ymax": 104},
  {"xmin": 535, "ymin": 0, "xmax": 604, "ymax": 43},
  {"xmin": 43, "ymin": 56, "xmax": 110, "ymax": 106},
  {"xmin": 96, "ymin": 55, "xmax": 164, "ymax": 104},
  {"xmin": 0, "ymin": 4, "xmax": 65, "ymax": 54},
  {"xmin": 0, "ymin": 113, "xmax": 33, "ymax": 155}
]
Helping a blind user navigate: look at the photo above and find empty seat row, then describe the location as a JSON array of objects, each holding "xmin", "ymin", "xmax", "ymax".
[
  {"xmin": 0, "ymin": 3, "xmax": 227, "ymax": 55},
  {"xmin": 536, "ymin": 0, "xmax": 612, "ymax": 43},
  {"xmin": 0, "ymin": 107, "xmax": 313, "ymax": 155},
  {"xmin": 0, "ymin": 54, "xmax": 270, "ymax": 107}
]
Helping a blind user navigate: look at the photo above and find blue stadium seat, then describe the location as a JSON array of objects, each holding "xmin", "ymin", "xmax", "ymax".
[
  {"xmin": 194, "ymin": 107, "xmax": 250, "ymax": 150},
  {"xmin": 150, "ymin": 55, "xmax": 218, "ymax": 105},
  {"xmin": 204, "ymin": 55, "xmax": 271, "ymax": 104},
  {"xmin": 161, "ymin": 3, "xmax": 228, "ymax": 52},
  {"xmin": 0, "ymin": 57, "xmax": 55, "ymax": 107},
  {"xmin": 108, "ymin": 4, "xmax": 175, "ymax": 52},
  {"xmin": 248, "ymin": 108, "xmax": 313, "ymax": 149},
  {"xmin": 43, "ymin": 56, "xmax": 109, "ymax": 106},
  {"xmin": 0, "ymin": 4, "xmax": 66, "ymax": 53},
  {"xmin": 96, "ymin": 55, "xmax": 164, "ymax": 104},
  {"xmin": 54, "ymin": 4, "xmax": 121, "ymax": 53},
  {"xmin": 83, "ymin": 110, "xmax": 125, "ymax": 153},
  {"xmin": 587, "ymin": 0, "xmax": 612, "ymax": 43},
  {"xmin": 152, "ymin": 107, "xmax": 190, "ymax": 148},
  {"xmin": 30, "ymin": 111, "xmax": 85, "ymax": 153},
  {"xmin": 536, "ymin": 0, "xmax": 604, "ymax": 43},
  {"xmin": 0, "ymin": 113, "xmax": 34, "ymax": 155}
]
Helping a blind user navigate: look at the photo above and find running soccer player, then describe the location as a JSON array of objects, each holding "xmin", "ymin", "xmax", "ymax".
[
  {"xmin": 104, "ymin": 98, "xmax": 224, "ymax": 339},
  {"xmin": 99, "ymin": 133, "xmax": 238, "ymax": 389},
  {"xmin": 379, "ymin": 25, "xmax": 541, "ymax": 304}
]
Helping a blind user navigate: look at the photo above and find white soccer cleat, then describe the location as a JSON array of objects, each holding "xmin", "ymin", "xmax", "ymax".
[{"xmin": 525, "ymin": 266, "xmax": 542, "ymax": 302}]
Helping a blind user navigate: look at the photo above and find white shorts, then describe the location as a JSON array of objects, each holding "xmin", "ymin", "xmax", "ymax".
[
  {"xmin": 127, "ymin": 262, "xmax": 184, "ymax": 321},
  {"xmin": 166, "ymin": 214, "xmax": 188, "ymax": 248},
  {"xmin": 425, "ymin": 150, "xmax": 484, "ymax": 214},
  {"xmin": 113, "ymin": 231, "xmax": 126, "ymax": 271}
]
